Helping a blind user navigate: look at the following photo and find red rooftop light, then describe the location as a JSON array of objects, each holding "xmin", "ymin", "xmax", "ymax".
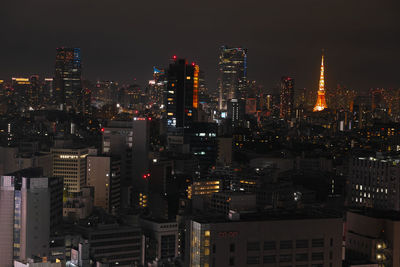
[{"xmin": 173, "ymin": 55, "xmax": 177, "ymax": 60}]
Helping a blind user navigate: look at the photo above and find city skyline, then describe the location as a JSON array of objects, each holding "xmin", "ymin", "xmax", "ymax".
[{"xmin": 0, "ymin": 0, "xmax": 399, "ymax": 92}]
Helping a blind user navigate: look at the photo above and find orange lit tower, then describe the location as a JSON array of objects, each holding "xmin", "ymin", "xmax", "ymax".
[{"xmin": 313, "ymin": 52, "xmax": 328, "ymax": 112}]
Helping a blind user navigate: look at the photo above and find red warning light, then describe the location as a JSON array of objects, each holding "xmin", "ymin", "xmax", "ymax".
[
  {"xmin": 191, "ymin": 62, "xmax": 195, "ymax": 66},
  {"xmin": 101, "ymin": 128, "xmax": 105, "ymax": 132},
  {"xmin": 173, "ymin": 55, "xmax": 177, "ymax": 60},
  {"xmin": 148, "ymin": 117, "xmax": 152, "ymax": 121}
]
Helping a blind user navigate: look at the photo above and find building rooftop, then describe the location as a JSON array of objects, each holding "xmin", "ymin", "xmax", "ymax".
[
  {"xmin": 193, "ymin": 208, "xmax": 342, "ymax": 224},
  {"xmin": 348, "ymin": 208, "xmax": 400, "ymax": 221},
  {"xmin": 6, "ymin": 167, "xmax": 44, "ymax": 178}
]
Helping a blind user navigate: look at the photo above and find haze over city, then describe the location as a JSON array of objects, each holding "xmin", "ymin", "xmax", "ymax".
[{"xmin": 1, "ymin": 0, "xmax": 399, "ymax": 90}]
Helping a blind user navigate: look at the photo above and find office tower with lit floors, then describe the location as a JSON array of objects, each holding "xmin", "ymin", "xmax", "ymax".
[
  {"xmin": 313, "ymin": 52, "xmax": 328, "ymax": 112},
  {"xmin": 54, "ymin": 47, "xmax": 82, "ymax": 112},
  {"xmin": 280, "ymin": 76, "xmax": 295, "ymax": 120},
  {"xmin": 218, "ymin": 46, "xmax": 247, "ymax": 110},
  {"xmin": 51, "ymin": 147, "xmax": 89, "ymax": 193},
  {"xmin": 166, "ymin": 57, "xmax": 199, "ymax": 130}
]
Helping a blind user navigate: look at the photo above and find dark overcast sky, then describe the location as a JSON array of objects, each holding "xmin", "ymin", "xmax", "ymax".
[{"xmin": 1, "ymin": 0, "xmax": 399, "ymax": 92}]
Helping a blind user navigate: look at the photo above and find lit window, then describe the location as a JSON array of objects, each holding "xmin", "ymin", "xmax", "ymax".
[{"xmin": 205, "ymin": 230, "xmax": 210, "ymax": 237}]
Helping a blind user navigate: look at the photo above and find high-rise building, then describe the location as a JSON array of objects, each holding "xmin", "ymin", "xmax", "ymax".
[
  {"xmin": 166, "ymin": 57, "xmax": 199, "ymax": 129},
  {"xmin": 313, "ymin": 52, "xmax": 328, "ymax": 112},
  {"xmin": 148, "ymin": 67, "xmax": 167, "ymax": 108},
  {"xmin": 227, "ymin": 98, "xmax": 245, "ymax": 127},
  {"xmin": 87, "ymin": 155, "xmax": 121, "ymax": 214},
  {"xmin": 102, "ymin": 121, "xmax": 133, "ymax": 184},
  {"xmin": 218, "ymin": 46, "xmax": 247, "ymax": 110},
  {"xmin": 11, "ymin": 77, "xmax": 30, "ymax": 109},
  {"xmin": 54, "ymin": 47, "xmax": 82, "ymax": 112},
  {"xmin": 184, "ymin": 122, "xmax": 218, "ymax": 172},
  {"xmin": 132, "ymin": 117, "xmax": 150, "ymax": 193},
  {"xmin": 280, "ymin": 76, "xmax": 295, "ymax": 119},
  {"xmin": 27, "ymin": 75, "xmax": 41, "ymax": 109},
  {"xmin": 0, "ymin": 170, "xmax": 61, "ymax": 263},
  {"xmin": 51, "ymin": 147, "xmax": 88, "ymax": 193},
  {"xmin": 43, "ymin": 78, "xmax": 54, "ymax": 106}
]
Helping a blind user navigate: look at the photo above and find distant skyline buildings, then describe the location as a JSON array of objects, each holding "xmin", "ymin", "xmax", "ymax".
[{"xmin": 218, "ymin": 46, "xmax": 247, "ymax": 111}]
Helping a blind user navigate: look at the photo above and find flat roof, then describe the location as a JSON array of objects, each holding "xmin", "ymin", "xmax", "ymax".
[
  {"xmin": 193, "ymin": 208, "xmax": 342, "ymax": 224},
  {"xmin": 348, "ymin": 208, "xmax": 400, "ymax": 221}
]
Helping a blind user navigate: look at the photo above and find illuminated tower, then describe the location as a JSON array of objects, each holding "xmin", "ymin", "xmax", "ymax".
[
  {"xmin": 218, "ymin": 46, "xmax": 247, "ymax": 110},
  {"xmin": 313, "ymin": 52, "xmax": 328, "ymax": 112}
]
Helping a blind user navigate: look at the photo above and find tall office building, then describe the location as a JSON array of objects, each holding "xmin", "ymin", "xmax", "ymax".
[
  {"xmin": 27, "ymin": 75, "xmax": 41, "ymax": 109},
  {"xmin": 87, "ymin": 155, "xmax": 121, "ymax": 213},
  {"xmin": 280, "ymin": 77, "xmax": 295, "ymax": 119},
  {"xmin": 166, "ymin": 57, "xmax": 199, "ymax": 129},
  {"xmin": 132, "ymin": 117, "xmax": 150, "ymax": 193},
  {"xmin": 148, "ymin": 67, "xmax": 167, "ymax": 108},
  {"xmin": 51, "ymin": 147, "xmax": 88, "ymax": 193},
  {"xmin": 227, "ymin": 98, "xmax": 245, "ymax": 127},
  {"xmin": 54, "ymin": 47, "xmax": 82, "ymax": 112},
  {"xmin": 11, "ymin": 77, "xmax": 30, "ymax": 109},
  {"xmin": 313, "ymin": 52, "xmax": 328, "ymax": 112},
  {"xmin": 102, "ymin": 121, "xmax": 134, "ymax": 184},
  {"xmin": 0, "ymin": 171, "xmax": 58, "ymax": 264},
  {"xmin": 43, "ymin": 78, "xmax": 54, "ymax": 106},
  {"xmin": 218, "ymin": 46, "xmax": 247, "ymax": 110}
]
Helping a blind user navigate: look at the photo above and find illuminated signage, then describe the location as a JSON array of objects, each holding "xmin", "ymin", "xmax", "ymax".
[{"xmin": 218, "ymin": 231, "xmax": 239, "ymax": 238}]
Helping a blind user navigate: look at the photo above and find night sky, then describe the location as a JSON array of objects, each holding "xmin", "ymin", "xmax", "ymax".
[{"xmin": 1, "ymin": 0, "xmax": 399, "ymax": 93}]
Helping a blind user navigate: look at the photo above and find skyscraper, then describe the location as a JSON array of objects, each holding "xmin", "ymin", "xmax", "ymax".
[
  {"xmin": 54, "ymin": 47, "xmax": 82, "ymax": 112},
  {"xmin": 280, "ymin": 76, "xmax": 295, "ymax": 119},
  {"xmin": 0, "ymin": 169, "xmax": 61, "ymax": 263},
  {"xmin": 218, "ymin": 46, "xmax": 247, "ymax": 110},
  {"xmin": 313, "ymin": 52, "xmax": 328, "ymax": 112},
  {"xmin": 166, "ymin": 57, "xmax": 199, "ymax": 129}
]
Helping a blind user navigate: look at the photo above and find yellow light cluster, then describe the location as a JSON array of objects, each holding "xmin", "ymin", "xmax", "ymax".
[
  {"xmin": 59, "ymin": 155, "xmax": 78, "ymax": 159},
  {"xmin": 240, "ymin": 180, "xmax": 256, "ymax": 185}
]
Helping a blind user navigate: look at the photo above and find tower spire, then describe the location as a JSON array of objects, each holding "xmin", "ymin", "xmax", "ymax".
[{"xmin": 313, "ymin": 50, "xmax": 328, "ymax": 112}]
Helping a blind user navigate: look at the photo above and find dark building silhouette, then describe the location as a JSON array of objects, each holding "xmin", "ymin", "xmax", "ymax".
[{"xmin": 166, "ymin": 57, "xmax": 199, "ymax": 129}]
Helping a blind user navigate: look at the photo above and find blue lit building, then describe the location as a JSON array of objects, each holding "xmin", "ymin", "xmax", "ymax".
[{"xmin": 54, "ymin": 47, "xmax": 82, "ymax": 112}]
